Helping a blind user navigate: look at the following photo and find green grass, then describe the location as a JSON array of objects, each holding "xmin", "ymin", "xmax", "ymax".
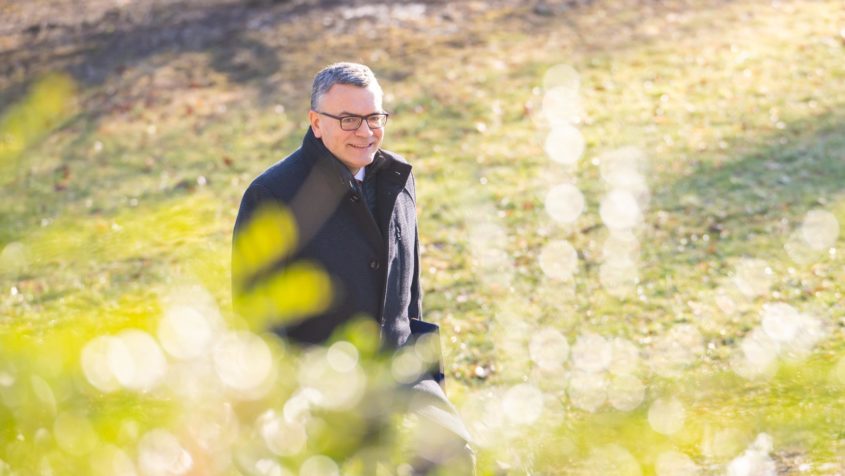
[{"xmin": 2, "ymin": 0, "xmax": 845, "ymax": 474}]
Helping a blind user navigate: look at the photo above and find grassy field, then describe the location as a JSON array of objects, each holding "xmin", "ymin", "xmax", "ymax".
[{"xmin": 2, "ymin": 0, "xmax": 845, "ymax": 474}]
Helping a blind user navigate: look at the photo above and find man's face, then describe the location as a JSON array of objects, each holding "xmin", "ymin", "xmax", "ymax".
[{"xmin": 309, "ymin": 83, "xmax": 385, "ymax": 174}]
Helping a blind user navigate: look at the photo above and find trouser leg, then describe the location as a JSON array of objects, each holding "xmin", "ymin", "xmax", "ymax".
[{"xmin": 405, "ymin": 413, "xmax": 476, "ymax": 476}]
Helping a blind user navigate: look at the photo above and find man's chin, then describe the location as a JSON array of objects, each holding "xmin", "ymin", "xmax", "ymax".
[{"xmin": 340, "ymin": 154, "xmax": 375, "ymax": 172}]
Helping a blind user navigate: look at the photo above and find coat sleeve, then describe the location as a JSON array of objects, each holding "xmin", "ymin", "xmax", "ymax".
[
  {"xmin": 407, "ymin": 173, "xmax": 423, "ymax": 320},
  {"xmin": 231, "ymin": 181, "xmax": 275, "ymax": 308},
  {"xmin": 408, "ymin": 224, "xmax": 422, "ymax": 319},
  {"xmin": 233, "ymin": 181, "xmax": 273, "ymax": 238}
]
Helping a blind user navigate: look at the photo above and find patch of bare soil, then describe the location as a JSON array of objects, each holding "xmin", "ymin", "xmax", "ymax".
[{"xmin": 1, "ymin": 0, "xmax": 611, "ymax": 110}]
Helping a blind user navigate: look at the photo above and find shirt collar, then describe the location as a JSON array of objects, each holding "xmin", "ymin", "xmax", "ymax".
[{"xmin": 303, "ymin": 127, "xmax": 384, "ymax": 185}]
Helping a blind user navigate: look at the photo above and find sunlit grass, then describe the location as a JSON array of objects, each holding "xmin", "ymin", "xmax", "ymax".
[{"xmin": 1, "ymin": 0, "xmax": 844, "ymax": 473}]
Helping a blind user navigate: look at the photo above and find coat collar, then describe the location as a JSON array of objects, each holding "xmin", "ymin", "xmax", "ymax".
[
  {"xmin": 373, "ymin": 151, "xmax": 411, "ymax": 237},
  {"xmin": 301, "ymin": 128, "xmax": 401, "ymax": 188},
  {"xmin": 300, "ymin": 128, "xmax": 412, "ymax": 249}
]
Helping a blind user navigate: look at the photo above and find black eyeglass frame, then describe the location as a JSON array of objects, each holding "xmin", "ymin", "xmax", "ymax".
[{"xmin": 315, "ymin": 111, "xmax": 390, "ymax": 131}]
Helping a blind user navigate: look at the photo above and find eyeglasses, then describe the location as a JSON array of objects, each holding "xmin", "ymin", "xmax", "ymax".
[{"xmin": 316, "ymin": 111, "xmax": 390, "ymax": 131}]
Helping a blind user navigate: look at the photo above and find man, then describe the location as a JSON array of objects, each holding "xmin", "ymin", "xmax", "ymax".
[{"xmin": 233, "ymin": 63, "xmax": 474, "ymax": 474}]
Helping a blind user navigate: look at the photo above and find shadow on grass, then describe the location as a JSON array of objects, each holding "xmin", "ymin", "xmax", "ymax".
[
  {"xmin": 0, "ymin": 0, "xmax": 331, "ymax": 110},
  {"xmin": 0, "ymin": 0, "xmax": 648, "ymax": 114},
  {"xmin": 649, "ymin": 109, "xmax": 845, "ymax": 270}
]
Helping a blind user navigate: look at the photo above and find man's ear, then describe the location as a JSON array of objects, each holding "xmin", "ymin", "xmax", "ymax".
[{"xmin": 308, "ymin": 110, "xmax": 323, "ymax": 138}]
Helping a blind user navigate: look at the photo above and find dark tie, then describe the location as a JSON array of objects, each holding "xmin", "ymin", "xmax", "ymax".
[{"xmin": 356, "ymin": 179, "xmax": 377, "ymax": 218}]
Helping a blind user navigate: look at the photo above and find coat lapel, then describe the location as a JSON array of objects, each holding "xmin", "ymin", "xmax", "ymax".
[
  {"xmin": 375, "ymin": 152, "xmax": 412, "ymax": 239},
  {"xmin": 344, "ymin": 177, "xmax": 385, "ymax": 252},
  {"xmin": 304, "ymin": 129, "xmax": 386, "ymax": 254}
]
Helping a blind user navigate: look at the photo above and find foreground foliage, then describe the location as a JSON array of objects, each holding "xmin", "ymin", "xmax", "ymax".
[{"xmin": 1, "ymin": 0, "xmax": 845, "ymax": 474}]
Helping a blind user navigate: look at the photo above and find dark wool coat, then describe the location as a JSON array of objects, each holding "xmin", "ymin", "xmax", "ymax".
[
  {"xmin": 233, "ymin": 129, "xmax": 472, "ymax": 444},
  {"xmin": 233, "ymin": 127, "xmax": 420, "ymax": 347}
]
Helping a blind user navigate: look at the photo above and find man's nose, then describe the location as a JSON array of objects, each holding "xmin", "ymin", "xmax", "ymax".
[{"xmin": 354, "ymin": 120, "xmax": 374, "ymax": 136}]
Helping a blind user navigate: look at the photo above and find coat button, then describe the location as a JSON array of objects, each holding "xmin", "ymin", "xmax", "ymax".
[{"xmin": 369, "ymin": 259, "xmax": 380, "ymax": 270}]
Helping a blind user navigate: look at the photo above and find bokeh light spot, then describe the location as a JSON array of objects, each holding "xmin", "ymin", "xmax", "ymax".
[
  {"xmin": 599, "ymin": 260, "xmax": 639, "ymax": 297},
  {"xmin": 158, "ymin": 305, "xmax": 214, "ymax": 360},
  {"xmin": 529, "ymin": 327, "xmax": 570, "ymax": 371},
  {"xmin": 600, "ymin": 190, "xmax": 643, "ymax": 231},
  {"xmin": 701, "ymin": 427, "xmax": 747, "ymax": 460},
  {"xmin": 283, "ymin": 390, "xmax": 315, "ymax": 424},
  {"xmin": 391, "ymin": 347, "xmax": 424, "ymax": 384},
  {"xmin": 655, "ymin": 450, "xmax": 699, "ymax": 476},
  {"xmin": 602, "ymin": 231, "xmax": 640, "ymax": 262},
  {"xmin": 760, "ymin": 302, "xmax": 801, "ymax": 344},
  {"xmin": 781, "ymin": 312, "xmax": 826, "ymax": 361},
  {"xmin": 648, "ymin": 325, "xmax": 703, "ymax": 378},
  {"xmin": 727, "ymin": 433, "xmax": 775, "ymax": 476},
  {"xmin": 583, "ymin": 444, "xmax": 642, "ymax": 476},
  {"xmin": 608, "ymin": 374, "xmax": 645, "ymax": 412},
  {"xmin": 545, "ymin": 183, "xmax": 586, "ymax": 224},
  {"xmin": 538, "ymin": 240, "xmax": 579, "ymax": 281},
  {"xmin": 81, "ymin": 336, "xmax": 121, "ymax": 393},
  {"xmin": 460, "ymin": 390, "xmax": 505, "ymax": 448},
  {"xmin": 413, "ymin": 333, "xmax": 441, "ymax": 368},
  {"xmin": 730, "ymin": 348, "xmax": 777, "ymax": 381},
  {"xmin": 54, "ymin": 412, "xmax": 98, "ymax": 456},
  {"xmin": 137, "ymin": 429, "xmax": 193, "ymax": 476},
  {"xmin": 544, "ymin": 125, "xmax": 585, "ymax": 165},
  {"xmin": 740, "ymin": 327, "xmax": 779, "ymax": 369},
  {"xmin": 543, "ymin": 64, "xmax": 580, "ymax": 92},
  {"xmin": 732, "ymin": 259, "xmax": 773, "ymax": 298},
  {"xmin": 258, "ymin": 410, "xmax": 306, "ymax": 457},
  {"xmin": 568, "ymin": 370, "xmax": 608, "ymax": 413},
  {"xmin": 184, "ymin": 401, "xmax": 239, "ymax": 455},
  {"xmin": 0, "ymin": 242, "xmax": 27, "ymax": 277},
  {"xmin": 165, "ymin": 360, "xmax": 220, "ymax": 402},
  {"xmin": 714, "ymin": 286, "xmax": 740, "ymax": 316},
  {"xmin": 542, "ymin": 86, "xmax": 583, "ymax": 126},
  {"xmin": 572, "ymin": 333, "xmax": 613, "ymax": 373},
  {"xmin": 609, "ymin": 338, "xmax": 640, "ymax": 376},
  {"xmin": 300, "ymin": 455, "xmax": 339, "ymax": 476},
  {"xmin": 751, "ymin": 304, "xmax": 827, "ymax": 363},
  {"xmin": 112, "ymin": 330, "xmax": 168, "ymax": 392},
  {"xmin": 213, "ymin": 331, "xmax": 274, "ymax": 395},
  {"xmin": 89, "ymin": 444, "xmax": 137, "ymax": 476},
  {"xmin": 598, "ymin": 147, "xmax": 648, "ymax": 191},
  {"xmin": 800, "ymin": 209, "xmax": 839, "ymax": 250},
  {"xmin": 299, "ymin": 348, "xmax": 366, "ymax": 410},
  {"xmin": 503, "ymin": 383, "xmax": 544, "ymax": 425},
  {"xmin": 326, "ymin": 341, "xmax": 359, "ymax": 373},
  {"xmin": 648, "ymin": 397, "xmax": 686, "ymax": 435},
  {"xmin": 255, "ymin": 458, "xmax": 290, "ymax": 476},
  {"xmin": 784, "ymin": 231, "xmax": 823, "ymax": 265},
  {"xmin": 30, "ymin": 375, "xmax": 56, "ymax": 415}
]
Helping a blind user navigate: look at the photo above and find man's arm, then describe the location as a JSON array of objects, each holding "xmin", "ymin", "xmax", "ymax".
[
  {"xmin": 232, "ymin": 181, "xmax": 288, "ymax": 317},
  {"xmin": 409, "ymin": 224, "xmax": 422, "ymax": 320},
  {"xmin": 233, "ymin": 181, "xmax": 273, "ymax": 239},
  {"xmin": 406, "ymin": 173, "xmax": 423, "ymax": 320}
]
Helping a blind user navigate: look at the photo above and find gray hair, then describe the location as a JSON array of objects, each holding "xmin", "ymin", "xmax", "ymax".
[{"xmin": 310, "ymin": 62, "xmax": 382, "ymax": 110}]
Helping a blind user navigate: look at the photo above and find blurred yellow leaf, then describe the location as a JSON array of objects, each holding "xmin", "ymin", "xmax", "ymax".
[
  {"xmin": 0, "ymin": 73, "xmax": 76, "ymax": 182},
  {"xmin": 234, "ymin": 260, "xmax": 332, "ymax": 330},
  {"xmin": 232, "ymin": 203, "xmax": 298, "ymax": 285}
]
